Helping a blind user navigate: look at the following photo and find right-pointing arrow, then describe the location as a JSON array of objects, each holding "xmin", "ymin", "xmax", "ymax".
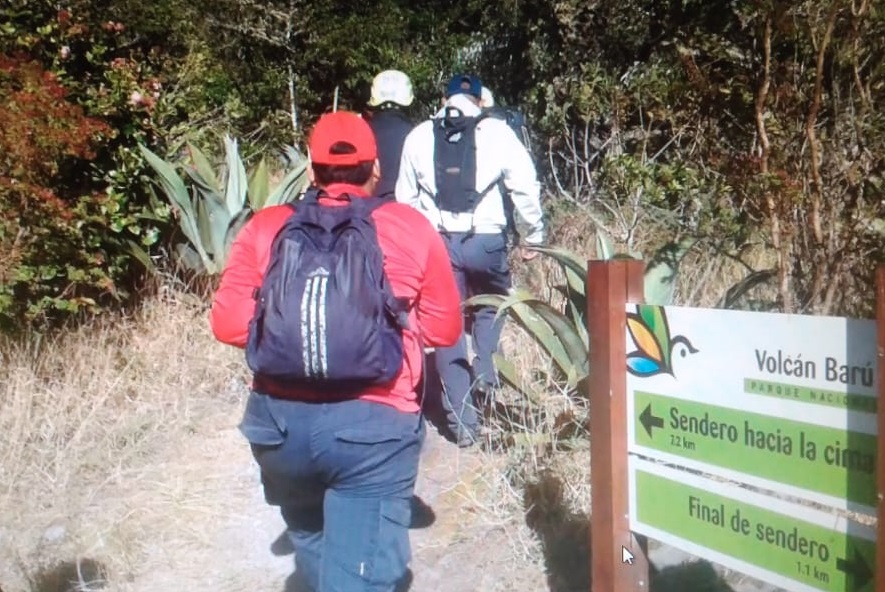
[
  {"xmin": 836, "ymin": 548, "xmax": 873, "ymax": 591},
  {"xmin": 639, "ymin": 403, "xmax": 664, "ymax": 438}
]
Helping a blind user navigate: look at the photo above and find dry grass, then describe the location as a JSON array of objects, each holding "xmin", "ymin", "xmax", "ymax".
[
  {"xmin": 0, "ymin": 204, "xmax": 788, "ymax": 592},
  {"xmin": 0, "ymin": 285, "xmax": 247, "ymax": 591},
  {"xmin": 464, "ymin": 205, "xmax": 782, "ymax": 590},
  {"xmin": 0, "ymin": 273, "xmax": 589, "ymax": 592},
  {"xmin": 453, "ymin": 310, "xmax": 593, "ymax": 591},
  {"xmin": 532, "ymin": 202, "xmax": 780, "ymax": 309}
]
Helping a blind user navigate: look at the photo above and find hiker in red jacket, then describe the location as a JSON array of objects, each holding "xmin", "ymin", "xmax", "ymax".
[{"xmin": 210, "ymin": 111, "xmax": 462, "ymax": 592}]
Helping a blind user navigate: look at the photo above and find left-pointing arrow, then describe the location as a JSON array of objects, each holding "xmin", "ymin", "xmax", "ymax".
[{"xmin": 639, "ymin": 403, "xmax": 664, "ymax": 438}]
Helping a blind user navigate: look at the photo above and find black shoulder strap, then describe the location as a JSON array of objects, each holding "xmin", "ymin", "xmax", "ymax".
[
  {"xmin": 286, "ymin": 186, "xmax": 323, "ymax": 222},
  {"xmin": 349, "ymin": 195, "xmax": 388, "ymax": 217},
  {"xmin": 435, "ymin": 107, "xmax": 487, "ymax": 135},
  {"xmin": 300, "ymin": 186, "xmax": 323, "ymax": 204},
  {"xmin": 442, "ymin": 105, "xmax": 465, "ymax": 123},
  {"xmin": 300, "ymin": 187, "xmax": 360, "ymax": 207}
]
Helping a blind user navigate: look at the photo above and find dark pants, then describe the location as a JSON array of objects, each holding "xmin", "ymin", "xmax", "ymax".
[
  {"xmin": 239, "ymin": 392, "xmax": 424, "ymax": 592},
  {"xmin": 431, "ymin": 231, "xmax": 511, "ymax": 439}
]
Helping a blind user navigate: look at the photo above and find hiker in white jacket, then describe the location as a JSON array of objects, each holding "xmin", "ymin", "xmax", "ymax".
[{"xmin": 395, "ymin": 74, "xmax": 545, "ymax": 447}]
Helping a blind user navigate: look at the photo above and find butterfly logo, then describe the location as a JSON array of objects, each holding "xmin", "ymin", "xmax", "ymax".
[{"xmin": 626, "ymin": 304, "xmax": 698, "ymax": 377}]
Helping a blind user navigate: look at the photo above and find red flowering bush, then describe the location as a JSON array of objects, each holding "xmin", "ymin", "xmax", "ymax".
[
  {"xmin": 0, "ymin": 3, "xmax": 223, "ymax": 331},
  {"xmin": 0, "ymin": 55, "xmax": 124, "ymax": 330}
]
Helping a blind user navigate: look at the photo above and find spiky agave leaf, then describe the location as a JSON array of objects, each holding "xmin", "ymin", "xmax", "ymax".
[
  {"xmin": 265, "ymin": 159, "xmax": 308, "ymax": 207},
  {"xmin": 643, "ymin": 238, "xmax": 696, "ymax": 305},
  {"xmin": 468, "ymin": 290, "xmax": 586, "ymax": 384},
  {"xmin": 185, "ymin": 142, "xmax": 220, "ymax": 195},
  {"xmin": 194, "ymin": 187, "xmax": 231, "ymax": 273},
  {"xmin": 521, "ymin": 299, "xmax": 588, "ymax": 386},
  {"xmin": 528, "ymin": 245, "xmax": 587, "ymax": 293},
  {"xmin": 528, "ymin": 245, "xmax": 589, "ymax": 325},
  {"xmin": 223, "ymin": 135, "xmax": 248, "ymax": 216},
  {"xmin": 282, "ymin": 144, "xmax": 306, "ymax": 168},
  {"xmin": 248, "ymin": 157, "xmax": 271, "ymax": 211},
  {"xmin": 565, "ymin": 294, "xmax": 589, "ymax": 350},
  {"xmin": 174, "ymin": 242, "xmax": 206, "ymax": 273},
  {"xmin": 596, "ymin": 228, "xmax": 615, "ymax": 260},
  {"xmin": 468, "ymin": 293, "xmax": 569, "ymax": 376},
  {"xmin": 224, "ymin": 208, "xmax": 253, "ymax": 257},
  {"xmin": 492, "ymin": 353, "xmax": 543, "ymax": 404},
  {"xmin": 125, "ymin": 240, "xmax": 155, "ymax": 272},
  {"xmin": 193, "ymin": 194, "xmax": 217, "ymax": 270},
  {"xmin": 139, "ymin": 144, "xmax": 212, "ymax": 271}
]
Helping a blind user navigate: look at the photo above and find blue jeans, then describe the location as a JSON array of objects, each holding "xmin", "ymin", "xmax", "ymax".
[
  {"xmin": 432, "ymin": 231, "xmax": 511, "ymax": 439},
  {"xmin": 239, "ymin": 392, "xmax": 424, "ymax": 591}
]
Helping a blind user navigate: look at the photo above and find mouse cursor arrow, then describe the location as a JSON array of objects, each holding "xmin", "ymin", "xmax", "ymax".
[{"xmin": 622, "ymin": 546, "xmax": 634, "ymax": 565}]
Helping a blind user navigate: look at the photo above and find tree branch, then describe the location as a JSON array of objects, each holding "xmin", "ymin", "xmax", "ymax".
[
  {"xmin": 805, "ymin": 1, "xmax": 841, "ymax": 247},
  {"xmin": 755, "ymin": 14, "xmax": 793, "ymax": 312}
]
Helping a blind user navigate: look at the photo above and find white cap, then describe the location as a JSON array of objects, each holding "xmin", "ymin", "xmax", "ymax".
[
  {"xmin": 368, "ymin": 69, "xmax": 414, "ymax": 107},
  {"xmin": 480, "ymin": 86, "xmax": 495, "ymax": 108}
]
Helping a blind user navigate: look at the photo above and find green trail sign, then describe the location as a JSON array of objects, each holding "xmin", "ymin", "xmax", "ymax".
[
  {"xmin": 630, "ymin": 458, "xmax": 877, "ymax": 592},
  {"xmin": 624, "ymin": 303, "xmax": 878, "ymax": 517},
  {"xmin": 630, "ymin": 391, "xmax": 877, "ymax": 512}
]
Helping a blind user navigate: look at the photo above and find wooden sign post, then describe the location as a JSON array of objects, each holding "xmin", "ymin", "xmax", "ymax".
[
  {"xmin": 876, "ymin": 267, "xmax": 885, "ymax": 592},
  {"xmin": 587, "ymin": 259, "xmax": 649, "ymax": 592}
]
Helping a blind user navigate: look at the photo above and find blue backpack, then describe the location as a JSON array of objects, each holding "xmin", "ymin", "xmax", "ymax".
[{"xmin": 245, "ymin": 189, "xmax": 409, "ymax": 392}]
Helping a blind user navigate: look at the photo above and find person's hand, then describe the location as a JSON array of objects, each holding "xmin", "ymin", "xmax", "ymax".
[{"xmin": 520, "ymin": 247, "xmax": 540, "ymax": 261}]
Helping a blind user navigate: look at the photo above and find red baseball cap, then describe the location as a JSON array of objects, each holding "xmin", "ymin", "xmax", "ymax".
[{"xmin": 308, "ymin": 111, "xmax": 377, "ymax": 166}]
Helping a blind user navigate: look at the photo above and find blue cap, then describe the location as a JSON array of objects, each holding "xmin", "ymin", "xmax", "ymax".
[{"xmin": 445, "ymin": 74, "xmax": 483, "ymax": 99}]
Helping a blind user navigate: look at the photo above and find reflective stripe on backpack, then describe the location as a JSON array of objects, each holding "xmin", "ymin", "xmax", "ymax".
[{"xmin": 300, "ymin": 268, "xmax": 329, "ymax": 378}]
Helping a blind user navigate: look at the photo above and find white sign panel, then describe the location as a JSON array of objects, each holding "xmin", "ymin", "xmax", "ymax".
[{"xmin": 624, "ymin": 304, "xmax": 878, "ymax": 513}]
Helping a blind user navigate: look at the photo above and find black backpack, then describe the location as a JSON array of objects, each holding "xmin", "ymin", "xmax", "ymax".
[
  {"xmin": 432, "ymin": 106, "xmax": 499, "ymax": 215},
  {"xmin": 245, "ymin": 189, "xmax": 409, "ymax": 392}
]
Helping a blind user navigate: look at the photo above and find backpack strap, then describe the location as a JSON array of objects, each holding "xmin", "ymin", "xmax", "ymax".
[
  {"xmin": 333, "ymin": 195, "xmax": 411, "ymax": 328},
  {"xmin": 300, "ymin": 186, "xmax": 324, "ymax": 205},
  {"xmin": 481, "ymin": 107, "xmax": 524, "ymax": 243},
  {"xmin": 302, "ymin": 187, "xmax": 360, "ymax": 202},
  {"xmin": 358, "ymin": 195, "xmax": 390, "ymax": 214},
  {"xmin": 293, "ymin": 187, "xmax": 362, "ymax": 215}
]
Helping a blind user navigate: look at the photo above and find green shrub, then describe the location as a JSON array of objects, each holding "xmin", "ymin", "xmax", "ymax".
[
  {"xmin": 0, "ymin": 4, "xmax": 256, "ymax": 330},
  {"xmin": 0, "ymin": 56, "xmax": 129, "ymax": 331}
]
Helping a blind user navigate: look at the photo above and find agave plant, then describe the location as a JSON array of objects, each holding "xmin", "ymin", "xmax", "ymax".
[
  {"xmin": 139, "ymin": 136, "xmax": 308, "ymax": 275},
  {"xmin": 466, "ymin": 233, "xmax": 696, "ymax": 401}
]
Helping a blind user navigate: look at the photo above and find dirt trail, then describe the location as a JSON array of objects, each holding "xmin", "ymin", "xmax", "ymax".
[
  {"xmin": 408, "ymin": 429, "xmax": 547, "ymax": 592},
  {"xmin": 119, "ymin": 398, "xmax": 546, "ymax": 592},
  {"xmin": 3, "ymin": 385, "xmax": 785, "ymax": 592},
  {"xmin": 120, "ymin": 406, "xmax": 293, "ymax": 592}
]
